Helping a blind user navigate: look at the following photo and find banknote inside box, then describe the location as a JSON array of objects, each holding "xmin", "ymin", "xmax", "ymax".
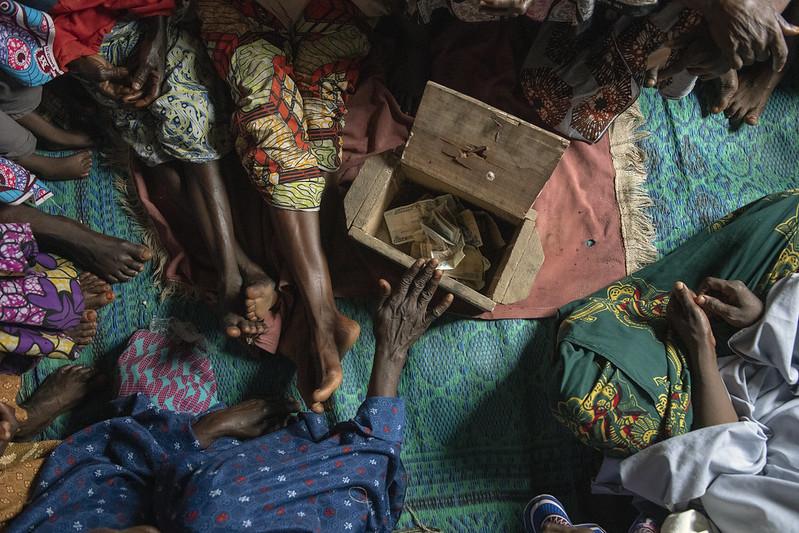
[{"xmin": 344, "ymin": 82, "xmax": 569, "ymax": 312}]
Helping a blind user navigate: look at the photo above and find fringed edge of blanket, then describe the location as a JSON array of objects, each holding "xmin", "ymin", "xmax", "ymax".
[
  {"xmin": 111, "ymin": 150, "xmax": 202, "ymax": 302},
  {"xmin": 609, "ymin": 101, "xmax": 658, "ymax": 274}
]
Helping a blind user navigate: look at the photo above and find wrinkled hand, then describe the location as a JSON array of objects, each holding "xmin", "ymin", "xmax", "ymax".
[
  {"xmin": 479, "ymin": 0, "xmax": 534, "ymax": 15},
  {"xmin": 701, "ymin": 0, "xmax": 799, "ymax": 71},
  {"xmin": 656, "ymin": 27, "xmax": 730, "ymax": 82},
  {"xmin": 374, "ymin": 259, "xmax": 454, "ymax": 357},
  {"xmin": 122, "ymin": 17, "xmax": 168, "ymax": 109},
  {"xmin": 68, "ymin": 55, "xmax": 134, "ymax": 101},
  {"xmin": 696, "ymin": 277, "xmax": 763, "ymax": 328},
  {"xmin": 667, "ymin": 281, "xmax": 716, "ymax": 359}
]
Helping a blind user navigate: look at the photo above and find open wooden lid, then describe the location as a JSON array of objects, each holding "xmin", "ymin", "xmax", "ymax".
[{"xmin": 401, "ymin": 82, "xmax": 569, "ymax": 223}]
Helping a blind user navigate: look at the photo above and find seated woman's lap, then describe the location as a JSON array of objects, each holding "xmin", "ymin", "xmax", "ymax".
[
  {"xmin": 89, "ymin": 17, "xmax": 230, "ymax": 167},
  {"xmin": 553, "ymin": 191, "xmax": 799, "ymax": 456}
]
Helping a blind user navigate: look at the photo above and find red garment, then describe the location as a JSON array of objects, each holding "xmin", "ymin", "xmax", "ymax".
[{"xmin": 49, "ymin": 0, "xmax": 175, "ymax": 70}]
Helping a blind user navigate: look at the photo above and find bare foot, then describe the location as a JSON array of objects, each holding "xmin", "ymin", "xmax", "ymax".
[
  {"xmin": 191, "ymin": 397, "xmax": 301, "ymax": 448},
  {"xmin": 66, "ymin": 309, "xmax": 97, "ymax": 346},
  {"xmin": 704, "ymin": 69, "xmax": 739, "ymax": 116},
  {"xmin": 17, "ymin": 365, "xmax": 103, "ymax": 439},
  {"xmin": 223, "ymin": 310, "xmax": 265, "ymax": 339},
  {"xmin": 221, "ymin": 277, "xmax": 266, "ymax": 339},
  {"xmin": 244, "ymin": 277, "xmax": 279, "ymax": 324},
  {"xmin": 277, "ymin": 307, "xmax": 358, "ymax": 413},
  {"xmin": 334, "ymin": 312, "xmax": 360, "ymax": 357},
  {"xmin": 308, "ymin": 314, "xmax": 360, "ymax": 411},
  {"xmin": 61, "ymin": 221, "xmax": 151, "ymax": 284},
  {"xmin": 17, "ymin": 151, "xmax": 92, "ymax": 180},
  {"xmin": 723, "ymin": 62, "xmax": 786, "ymax": 127},
  {"xmin": 78, "ymin": 272, "xmax": 115, "ymax": 310}
]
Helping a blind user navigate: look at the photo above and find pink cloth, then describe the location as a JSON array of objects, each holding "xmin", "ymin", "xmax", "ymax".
[
  {"xmin": 425, "ymin": 19, "xmax": 626, "ymax": 318},
  {"xmin": 117, "ymin": 328, "xmax": 218, "ymax": 415}
]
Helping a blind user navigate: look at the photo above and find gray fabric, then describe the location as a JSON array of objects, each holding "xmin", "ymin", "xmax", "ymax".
[
  {"xmin": 0, "ymin": 76, "xmax": 41, "ymax": 119},
  {"xmin": 0, "ymin": 75, "xmax": 40, "ymax": 158},
  {"xmin": 618, "ymin": 274, "xmax": 799, "ymax": 533},
  {"xmin": 0, "ymin": 111, "xmax": 37, "ymax": 159}
]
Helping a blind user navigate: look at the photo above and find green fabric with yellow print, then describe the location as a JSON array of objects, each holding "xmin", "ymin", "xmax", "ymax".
[{"xmin": 553, "ymin": 190, "xmax": 799, "ymax": 457}]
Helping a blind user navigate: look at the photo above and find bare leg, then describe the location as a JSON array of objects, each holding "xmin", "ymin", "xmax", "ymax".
[
  {"xmin": 16, "ymin": 365, "xmax": 104, "ymax": 439},
  {"xmin": 179, "ymin": 160, "xmax": 276, "ymax": 338},
  {"xmin": 16, "ymin": 151, "xmax": 92, "ymax": 180},
  {"xmin": 0, "ymin": 204, "xmax": 151, "ymax": 283},
  {"xmin": 269, "ymin": 208, "xmax": 359, "ymax": 412},
  {"xmin": 14, "ymin": 111, "xmax": 93, "ymax": 149}
]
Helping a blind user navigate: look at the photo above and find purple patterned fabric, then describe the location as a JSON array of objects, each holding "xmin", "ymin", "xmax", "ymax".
[{"xmin": 0, "ymin": 222, "xmax": 84, "ymax": 375}]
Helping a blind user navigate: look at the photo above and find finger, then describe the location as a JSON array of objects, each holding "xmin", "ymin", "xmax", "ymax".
[
  {"xmin": 133, "ymin": 74, "xmax": 162, "ymax": 109},
  {"xmin": 695, "ymin": 293, "xmax": 737, "ymax": 318},
  {"xmin": 698, "ymin": 276, "xmax": 734, "ymax": 296},
  {"xmin": 713, "ymin": 70, "xmax": 739, "ymax": 113},
  {"xmin": 738, "ymin": 42, "xmax": 755, "ymax": 66},
  {"xmin": 97, "ymin": 65, "xmax": 129, "ymax": 81},
  {"xmin": 672, "ymin": 281, "xmax": 694, "ymax": 309},
  {"xmin": 779, "ymin": 13, "xmax": 799, "ymax": 36},
  {"xmin": 419, "ymin": 268, "xmax": 443, "ymax": 308},
  {"xmin": 377, "ymin": 279, "xmax": 392, "ymax": 309},
  {"xmin": 263, "ymin": 398, "xmax": 302, "ymax": 417},
  {"xmin": 130, "ymin": 65, "xmax": 151, "ymax": 91},
  {"xmin": 770, "ymin": 27, "xmax": 790, "ymax": 71},
  {"xmin": 392, "ymin": 259, "xmax": 423, "ymax": 305},
  {"xmin": 407, "ymin": 259, "xmax": 438, "ymax": 303},
  {"xmin": 425, "ymin": 293, "xmax": 454, "ymax": 325}
]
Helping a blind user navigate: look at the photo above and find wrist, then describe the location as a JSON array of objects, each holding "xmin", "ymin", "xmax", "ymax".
[
  {"xmin": 191, "ymin": 416, "xmax": 220, "ymax": 449},
  {"xmin": 689, "ymin": 344, "xmax": 718, "ymax": 372}
]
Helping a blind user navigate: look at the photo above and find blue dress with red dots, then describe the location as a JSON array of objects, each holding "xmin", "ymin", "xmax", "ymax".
[{"xmin": 7, "ymin": 393, "xmax": 407, "ymax": 533}]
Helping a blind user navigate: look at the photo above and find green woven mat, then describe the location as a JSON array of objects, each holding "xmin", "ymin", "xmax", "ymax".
[
  {"xmin": 638, "ymin": 78, "xmax": 799, "ymax": 254},
  {"xmin": 22, "ymin": 78, "xmax": 799, "ymax": 531},
  {"xmin": 20, "ymin": 161, "xmax": 606, "ymax": 532}
]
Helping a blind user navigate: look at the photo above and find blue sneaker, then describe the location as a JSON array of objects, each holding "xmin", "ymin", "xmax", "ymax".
[{"xmin": 523, "ymin": 494, "xmax": 607, "ymax": 533}]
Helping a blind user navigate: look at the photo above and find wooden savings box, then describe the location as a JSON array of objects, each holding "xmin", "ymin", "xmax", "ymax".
[{"xmin": 344, "ymin": 82, "xmax": 570, "ymax": 311}]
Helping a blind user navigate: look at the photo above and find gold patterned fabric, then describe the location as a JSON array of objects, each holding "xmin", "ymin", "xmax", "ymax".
[
  {"xmin": 554, "ymin": 191, "xmax": 799, "ymax": 457},
  {"xmin": 0, "ymin": 374, "xmax": 58, "ymax": 528}
]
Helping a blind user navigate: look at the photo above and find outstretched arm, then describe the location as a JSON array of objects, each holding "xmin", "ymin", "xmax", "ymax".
[
  {"xmin": 368, "ymin": 259, "xmax": 453, "ymax": 398},
  {"xmin": 191, "ymin": 398, "xmax": 300, "ymax": 449},
  {"xmin": 668, "ymin": 281, "xmax": 738, "ymax": 429}
]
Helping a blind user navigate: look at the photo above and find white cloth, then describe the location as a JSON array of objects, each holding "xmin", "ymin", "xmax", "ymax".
[
  {"xmin": 661, "ymin": 510, "xmax": 720, "ymax": 533},
  {"xmin": 618, "ymin": 274, "xmax": 799, "ymax": 533}
]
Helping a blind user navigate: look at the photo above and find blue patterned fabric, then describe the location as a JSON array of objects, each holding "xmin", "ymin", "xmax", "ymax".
[
  {"xmin": 0, "ymin": 0, "xmax": 62, "ymax": 86},
  {"xmin": 8, "ymin": 393, "xmax": 407, "ymax": 533}
]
